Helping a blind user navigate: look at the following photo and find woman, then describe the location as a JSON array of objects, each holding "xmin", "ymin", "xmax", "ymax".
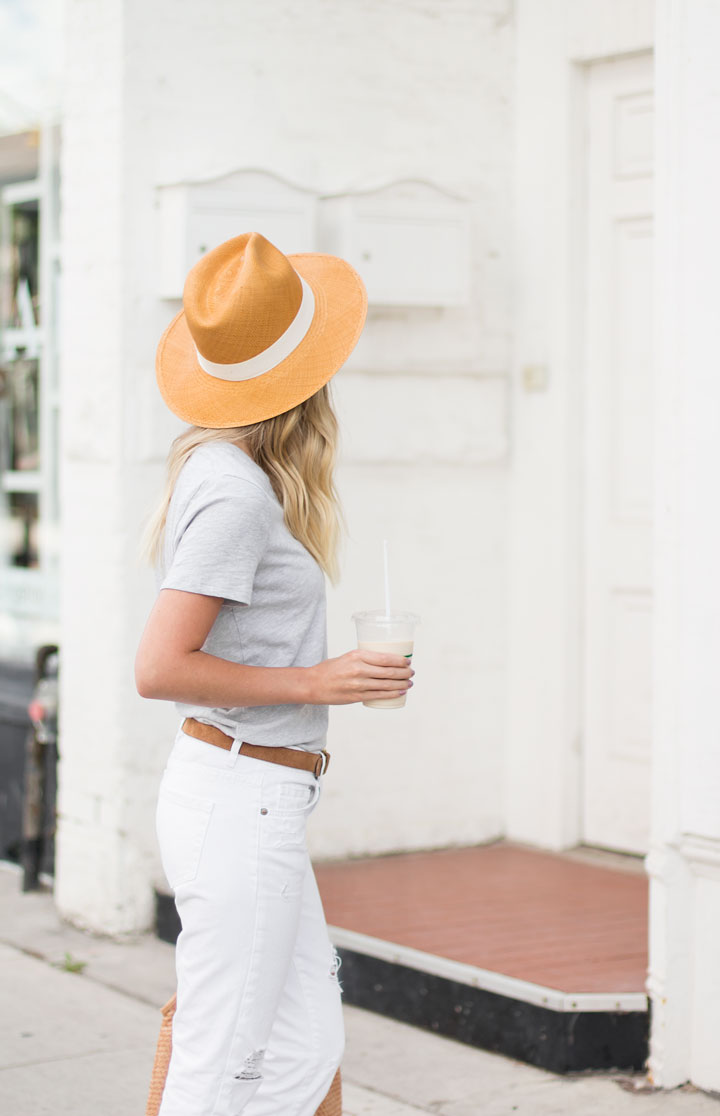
[{"xmin": 135, "ymin": 232, "xmax": 414, "ymax": 1116}]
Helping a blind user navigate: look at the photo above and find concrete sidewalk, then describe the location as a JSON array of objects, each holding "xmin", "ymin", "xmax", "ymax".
[{"xmin": 0, "ymin": 863, "xmax": 718, "ymax": 1115}]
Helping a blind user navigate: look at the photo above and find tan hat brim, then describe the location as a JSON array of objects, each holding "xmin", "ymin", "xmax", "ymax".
[{"xmin": 155, "ymin": 253, "xmax": 367, "ymax": 427}]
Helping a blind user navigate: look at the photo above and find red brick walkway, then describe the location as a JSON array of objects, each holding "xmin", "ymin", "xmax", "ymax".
[{"xmin": 315, "ymin": 842, "xmax": 649, "ymax": 995}]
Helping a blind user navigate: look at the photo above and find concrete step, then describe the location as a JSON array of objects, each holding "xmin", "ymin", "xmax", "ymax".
[{"xmin": 156, "ymin": 844, "xmax": 649, "ymax": 1076}]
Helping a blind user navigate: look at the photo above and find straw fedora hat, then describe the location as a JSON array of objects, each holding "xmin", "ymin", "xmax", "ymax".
[{"xmin": 155, "ymin": 231, "xmax": 367, "ymax": 427}]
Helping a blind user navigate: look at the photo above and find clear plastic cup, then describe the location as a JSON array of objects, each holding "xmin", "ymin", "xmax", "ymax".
[{"xmin": 352, "ymin": 610, "xmax": 420, "ymax": 709}]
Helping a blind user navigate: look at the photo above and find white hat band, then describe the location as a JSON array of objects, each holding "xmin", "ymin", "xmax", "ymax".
[{"xmin": 194, "ymin": 276, "xmax": 316, "ymax": 382}]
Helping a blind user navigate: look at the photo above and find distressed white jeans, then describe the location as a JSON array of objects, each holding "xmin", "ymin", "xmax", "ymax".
[{"xmin": 155, "ymin": 722, "xmax": 344, "ymax": 1116}]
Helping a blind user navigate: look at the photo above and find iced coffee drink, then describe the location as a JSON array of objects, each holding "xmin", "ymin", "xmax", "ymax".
[{"xmin": 352, "ymin": 610, "xmax": 420, "ymax": 709}]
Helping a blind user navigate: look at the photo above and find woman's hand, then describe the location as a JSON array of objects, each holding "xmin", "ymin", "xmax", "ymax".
[{"xmin": 305, "ymin": 649, "xmax": 414, "ymax": 706}]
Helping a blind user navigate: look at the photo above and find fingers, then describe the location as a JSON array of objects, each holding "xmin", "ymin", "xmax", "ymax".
[
  {"xmin": 362, "ymin": 688, "xmax": 411, "ymax": 702},
  {"xmin": 327, "ymin": 649, "xmax": 416, "ymax": 705},
  {"xmin": 366, "ymin": 668, "xmax": 413, "ymax": 680},
  {"xmin": 355, "ymin": 649, "xmax": 412, "ymax": 669},
  {"xmin": 352, "ymin": 654, "xmax": 414, "ymax": 680},
  {"xmin": 361, "ymin": 678, "xmax": 414, "ymax": 694}
]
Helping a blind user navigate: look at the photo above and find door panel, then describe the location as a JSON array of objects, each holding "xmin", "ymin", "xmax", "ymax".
[{"xmin": 582, "ymin": 53, "xmax": 654, "ymax": 854}]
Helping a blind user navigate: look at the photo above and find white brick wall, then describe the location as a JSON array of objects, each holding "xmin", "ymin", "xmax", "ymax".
[
  {"xmin": 53, "ymin": 0, "xmax": 720, "ymax": 1092},
  {"xmin": 58, "ymin": 0, "xmax": 513, "ymax": 928}
]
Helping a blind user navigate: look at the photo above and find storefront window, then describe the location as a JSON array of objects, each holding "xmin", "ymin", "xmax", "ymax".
[
  {"xmin": 0, "ymin": 131, "xmax": 60, "ymax": 643},
  {"xmin": 0, "ymin": 492, "xmax": 39, "ymax": 568},
  {"xmin": 0, "ymin": 196, "xmax": 40, "ymax": 333},
  {"xmin": 0, "ymin": 189, "xmax": 42, "ymax": 578},
  {"xmin": 0, "ymin": 356, "xmax": 40, "ymax": 473}
]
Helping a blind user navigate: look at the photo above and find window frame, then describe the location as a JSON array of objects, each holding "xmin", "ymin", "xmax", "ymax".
[{"xmin": 0, "ymin": 125, "xmax": 60, "ymax": 648}]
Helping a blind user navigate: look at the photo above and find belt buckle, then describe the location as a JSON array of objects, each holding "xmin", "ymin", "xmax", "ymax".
[{"xmin": 313, "ymin": 750, "xmax": 329, "ymax": 778}]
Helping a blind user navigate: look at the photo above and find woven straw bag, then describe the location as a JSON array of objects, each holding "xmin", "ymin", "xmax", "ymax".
[{"xmin": 145, "ymin": 992, "xmax": 342, "ymax": 1116}]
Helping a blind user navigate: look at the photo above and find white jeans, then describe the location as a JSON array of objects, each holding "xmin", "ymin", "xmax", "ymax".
[{"xmin": 155, "ymin": 723, "xmax": 344, "ymax": 1116}]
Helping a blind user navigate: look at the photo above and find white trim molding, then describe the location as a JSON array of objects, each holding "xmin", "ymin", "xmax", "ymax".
[{"xmin": 678, "ymin": 835, "xmax": 720, "ymax": 880}]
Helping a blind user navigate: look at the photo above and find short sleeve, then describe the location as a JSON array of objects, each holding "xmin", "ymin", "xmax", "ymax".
[{"xmin": 159, "ymin": 476, "xmax": 273, "ymax": 606}]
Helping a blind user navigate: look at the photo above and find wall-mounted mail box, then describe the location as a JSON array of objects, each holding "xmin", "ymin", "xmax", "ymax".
[
  {"xmin": 320, "ymin": 193, "xmax": 472, "ymax": 307},
  {"xmin": 156, "ymin": 172, "xmax": 316, "ymax": 299}
]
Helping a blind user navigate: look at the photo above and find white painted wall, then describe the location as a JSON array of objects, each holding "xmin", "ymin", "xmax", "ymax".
[
  {"xmin": 44, "ymin": 0, "xmax": 720, "ymax": 1089},
  {"xmin": 507, "ymin": 0, "xmax": 720, "ymax": 1090},
  {"xmin": 56, "ymin": 0, "xmax": 513, "ymax": 932},
  {"xmin": 55, "ymin": 0, "xmax": 157, "ymax": 935},
  {"xmin": 647, "ymin": 0, "xmax": 720, "ymax": 1092}
]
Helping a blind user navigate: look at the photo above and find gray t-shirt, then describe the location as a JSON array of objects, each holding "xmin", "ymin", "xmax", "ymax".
[{"xmin": 154, "ymin": 440, "xmax": 328, "ymax": 752}]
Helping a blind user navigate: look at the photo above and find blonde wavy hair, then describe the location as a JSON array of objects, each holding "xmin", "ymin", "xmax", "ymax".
[{"xmin": 139, "ymin": 383, "xmax": 344, "ymax": 584}]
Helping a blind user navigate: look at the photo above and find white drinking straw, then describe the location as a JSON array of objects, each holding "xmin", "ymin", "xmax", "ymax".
[{"xmin": 383, "ymin": 539, "xmax": 391, "ymax": 619}]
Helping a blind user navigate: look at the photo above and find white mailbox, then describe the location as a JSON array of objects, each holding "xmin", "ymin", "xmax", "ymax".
[
  {"xmin": 156, "ymin": 171, "xmax": 316, "ymax": 299},
  {"xmin": 320, "ymin": 189, "xmax": 472, "ymax": 307}
]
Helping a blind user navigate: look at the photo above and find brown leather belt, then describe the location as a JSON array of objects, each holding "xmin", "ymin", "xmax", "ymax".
[{"xmin": 181, "ymin": 717, "xmax": 330, "ymax": 778}]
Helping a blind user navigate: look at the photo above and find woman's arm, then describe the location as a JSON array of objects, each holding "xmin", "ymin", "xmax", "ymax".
[{"xmin": 135, "ymin": 588, "xmax": 414, "ymax": 708}]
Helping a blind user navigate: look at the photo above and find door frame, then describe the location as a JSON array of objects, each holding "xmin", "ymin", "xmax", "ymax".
[{"xmin": 506, "ymin": 0, "xmax": 654, "ymax": 850}]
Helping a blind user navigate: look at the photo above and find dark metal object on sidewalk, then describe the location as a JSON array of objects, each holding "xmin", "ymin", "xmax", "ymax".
[
  {"xmin": 21, "ymin": 643, "xmax": 59, "ymax": 891},
  {"xmin": 0, "ymin": 658, "xmax": 35, "ymax": 864}
]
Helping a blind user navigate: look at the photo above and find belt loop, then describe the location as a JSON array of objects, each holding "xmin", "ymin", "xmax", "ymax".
[{"xmin": 228, "ymin": 734, "xmax": 242, "ymax": 766}]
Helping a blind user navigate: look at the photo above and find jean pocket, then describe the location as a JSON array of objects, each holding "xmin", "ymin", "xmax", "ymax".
[
  {"xmin": 262, "ymin": 780, "xmax": 320, "ymax": 849},
  {"xmin": 155, "ymin": 781, "xmax": 215, "ymax": 890}
]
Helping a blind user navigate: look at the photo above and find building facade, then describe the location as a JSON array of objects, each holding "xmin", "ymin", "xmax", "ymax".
[{"xmin": 0, "ymin": 0, "xmax": 718, "ymax": 1091}]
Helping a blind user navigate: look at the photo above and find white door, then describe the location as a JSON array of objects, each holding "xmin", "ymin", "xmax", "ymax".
[{"xmin": 582, "ymin": 53, "xmax": 654, "ymax": 854}]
